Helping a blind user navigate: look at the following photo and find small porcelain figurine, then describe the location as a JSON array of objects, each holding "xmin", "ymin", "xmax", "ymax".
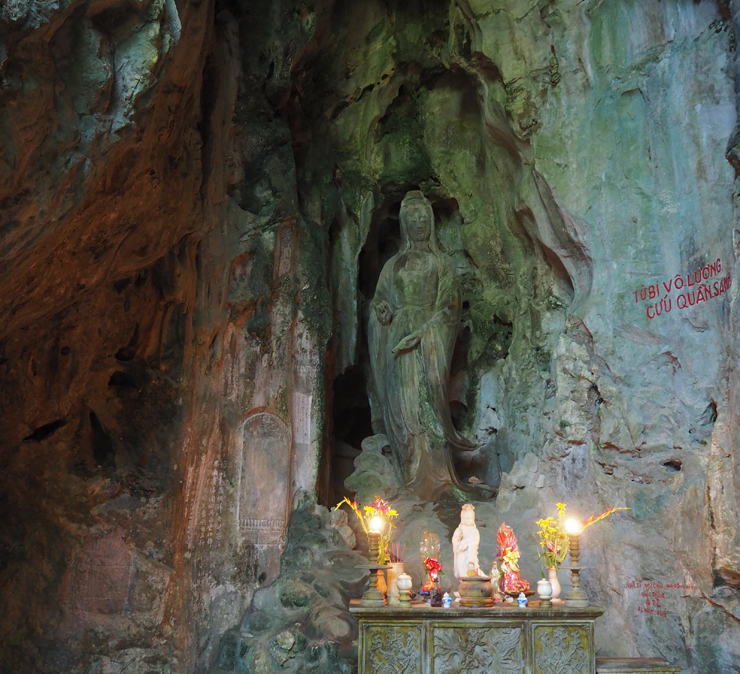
[{"xmin": 452, "ymin": 504, "xmax": 480, "ymax": 579}]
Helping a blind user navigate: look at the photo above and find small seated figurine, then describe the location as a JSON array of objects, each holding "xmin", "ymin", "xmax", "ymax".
[
  {"xmin": 452, "ymin": 504, "xmax": 480, "ymax": 579},
  {"xmin": 490, "ymin": 561, "xmax": 502, "ymax": 602},
  {"xmin": 496, "ymin": 522, "xmax": 530, "ymax": 594},
  {"xmin": 466, "ymin": 561, "xmax": 477, "ymax": 576}
]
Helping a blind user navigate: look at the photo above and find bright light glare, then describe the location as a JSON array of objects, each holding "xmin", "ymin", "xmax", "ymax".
[
  {"xmin": 370, "ymin": 516, "xmax": 384, "ymax": 533},
  {"xmin": 565, "ymin": 518, "xmax": 583, "ymax": 534}
]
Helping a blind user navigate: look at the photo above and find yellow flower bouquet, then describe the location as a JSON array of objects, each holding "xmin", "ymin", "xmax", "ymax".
[{"xmin": 536, "ymin": 502, "xmax": 570, "ymax": 568}]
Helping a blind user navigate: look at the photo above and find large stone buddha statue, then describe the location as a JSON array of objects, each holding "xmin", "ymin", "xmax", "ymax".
[{"xmin": 368, "ymin": 190, "xmax": 476, "ymax": 499}]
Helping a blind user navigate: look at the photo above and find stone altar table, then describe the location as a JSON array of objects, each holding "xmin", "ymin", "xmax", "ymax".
[{"xmin": 350, "ymin": 600, "xmax": 605, "ymax": 674}]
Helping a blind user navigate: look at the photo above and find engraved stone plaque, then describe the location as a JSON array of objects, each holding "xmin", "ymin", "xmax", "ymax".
[
  {"xmin": 364, "ymin": 623, "xmax": 423, "ymax": 674},
  {"xmin": 70, "ymin": 533, "xmax": 131, "ymax": 614},
  {"xmin": 533, "ymin": 624, "xmax": 591, "ymax": 674},
  {"xmin": 237, "ymin": 411, "xmax": 291, "ymax": 546},
  {"xmin": 432, "ymin": 625, "xmax": 523, "ymax": 674},
  {"xmin": 293, "ymin": 391, "xmax": 312, "ymax": 445},
  {"xmin": 185, "ymin": 456, "xmax": 224, "ymax": 552}
]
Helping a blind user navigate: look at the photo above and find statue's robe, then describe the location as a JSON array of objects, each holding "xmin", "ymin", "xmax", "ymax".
[{"xmin": 369, "ymin": 246, "xmax": 475, "ymax": 498}]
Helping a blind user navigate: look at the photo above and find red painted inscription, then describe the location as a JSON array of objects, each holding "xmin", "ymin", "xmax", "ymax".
[
  {"xmin": 631, "ymin": 259, "xmax": 732, "ymax": 319},
  {"xmin": 624, "ymin": 580, "xmax": 696, "ymax": 618}
]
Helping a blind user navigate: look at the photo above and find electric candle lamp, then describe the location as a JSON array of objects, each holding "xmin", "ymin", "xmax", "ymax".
[
  {"xmin": 361, "ymin": 516, "xmax": 387, "ymax": 607},
  {"xmin": 565, "ymin": 516, "xmax": 589, "ymax": 608},
  {"xmin": 565, "ymin": 518, "xmax": 583, "ymax": 535}
]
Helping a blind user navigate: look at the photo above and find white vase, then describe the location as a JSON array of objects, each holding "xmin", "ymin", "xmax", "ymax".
[
  {"xmin": 387, "ymin": 562, "xmax": 404, "ymax": 606},
  {"xmin": 548, "ymin": 567, "xmax": 562, "ymax": 603}
]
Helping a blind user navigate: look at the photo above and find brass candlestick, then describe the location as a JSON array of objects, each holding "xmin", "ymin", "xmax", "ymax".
[
  {"xmin": 361, "ymin": 531, "xmax": 386, "ymax": 607},
  {"xmin": 565, "ymin": 526, "xmax": 589, "ymax": 608}
]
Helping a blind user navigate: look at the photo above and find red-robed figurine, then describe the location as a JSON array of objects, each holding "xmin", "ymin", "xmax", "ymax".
[{"xmin": 496, "ymin": 523, "xmax": 530, "ymax": 594}]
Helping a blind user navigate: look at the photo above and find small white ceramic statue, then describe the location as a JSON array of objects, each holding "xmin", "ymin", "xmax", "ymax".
[{"xmin": 452, "ymin": 504, "xmax": 481, "ymax": 579}]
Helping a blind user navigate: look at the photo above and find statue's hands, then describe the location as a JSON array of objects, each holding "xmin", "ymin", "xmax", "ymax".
[
  {"xmin": 392, "ymin": 331, "xmax": 422, "ymax": 355},
  {"xmin": 375, "ymin": 300, "xmax": 393, "ymax": 326}
]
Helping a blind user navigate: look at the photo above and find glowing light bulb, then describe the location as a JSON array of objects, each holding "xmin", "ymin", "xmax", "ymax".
[
  {"xmin": 565, "ymin": 518, "xmax": 582, "ymax": 535},
  {"xmin": 370, "ymin": 516, "xmax": 384, "ymax": 533}
]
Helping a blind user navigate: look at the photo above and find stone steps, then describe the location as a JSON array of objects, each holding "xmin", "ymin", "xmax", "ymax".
[{"xmin": 596, "ymin": 657, "xmax": 682, "ymax": 673}]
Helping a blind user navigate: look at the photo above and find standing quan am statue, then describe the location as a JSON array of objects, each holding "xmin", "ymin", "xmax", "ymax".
[
  {"xmin": 452, "ymin": 504, "xmax": 480, "ymax": 579},
  {"xmin": 454, "ymin": 505, "xmax": 496, "ymax": 607},
  {"xmin": 368, "ymin": 190, "xmax": 476, "ymax": 500}
]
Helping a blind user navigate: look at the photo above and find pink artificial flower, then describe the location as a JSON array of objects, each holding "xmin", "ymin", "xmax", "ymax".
[{"xmin": 370, "ymin": 496, "xmax": 391, "ymax": 514}]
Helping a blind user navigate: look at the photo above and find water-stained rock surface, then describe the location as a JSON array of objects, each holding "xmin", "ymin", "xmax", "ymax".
[{"xmin": 1, "ymin": 0, "xmax": 739, "ymax": 672}]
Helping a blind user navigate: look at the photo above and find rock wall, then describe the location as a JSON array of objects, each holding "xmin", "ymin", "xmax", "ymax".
[
  {"xmin": 0, "ymin": 0, "xmax": 329, "ymax": 671},
  {"xmin": 1, "ymin": 0, "xmax": 739, "ymax": 672},
  {"xmin": 294, "ymin": 1, "xmax": 740, "ymax": 670}
]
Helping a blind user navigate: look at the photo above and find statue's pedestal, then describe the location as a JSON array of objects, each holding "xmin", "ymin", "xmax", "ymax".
[{"xmin": 350, "ymin": 600, "xmax": 604, "ymax": 674}]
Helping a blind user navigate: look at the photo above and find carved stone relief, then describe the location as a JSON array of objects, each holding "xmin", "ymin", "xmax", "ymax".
[
  {"xmin": 364, "ymin": 623, "xmax": 423, "ymax": 674},
  {"xmin": 532, "ymin": 624, "xmax": 590, "ymax": 674},
  {"xmin": 237, "ymin": 411, "xmax": 292, "ymax": 582},
  {"xmin": 432, "ymin": 626, "xmax": 523, "ymax": 674}
]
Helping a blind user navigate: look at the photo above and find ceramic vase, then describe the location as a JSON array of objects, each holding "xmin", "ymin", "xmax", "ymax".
[
  {"xmin": 547, "ymin": 567, "xmax": 562, "ymax": 603},
  {"xmin": 377, "ymin": 571, "xmax": 388, "ymax": 595},
  {"xmin": 387, "ymin": 562, "xmax": 404, "ymax": 606}
]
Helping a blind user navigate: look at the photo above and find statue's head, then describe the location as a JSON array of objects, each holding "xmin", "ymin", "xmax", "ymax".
[
  {"xmin": 461, "ymin": 503, "xmax": 475, "ymax": 525},
  {"xmin": 399, "ymin": 190, "xmax": 434, "ymax": 244}
]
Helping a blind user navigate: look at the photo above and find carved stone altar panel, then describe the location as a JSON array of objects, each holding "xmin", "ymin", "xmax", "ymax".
[
  {"xmin": 363, "ymin": 622, "xmax": 423, "ymax": 674},
  {"xmin": 351, "ymin": 603, "xmax": 604, "ymax": 674},
  {"xmin": 532, "ymin": 623, "xmax": 592, "ymax": 674},
  {"xmin": 432, "ymin": 626, "xmax": 523, "ymax": 674}
]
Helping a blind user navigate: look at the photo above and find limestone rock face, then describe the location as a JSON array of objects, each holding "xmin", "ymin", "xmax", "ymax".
[
  {"xmin": 1, "ymin": 0, "xmax": 740, "ymax": 672},
  {"xmin": 1, "ymin": 0, "xmax": 328, "ymax": 671}
]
